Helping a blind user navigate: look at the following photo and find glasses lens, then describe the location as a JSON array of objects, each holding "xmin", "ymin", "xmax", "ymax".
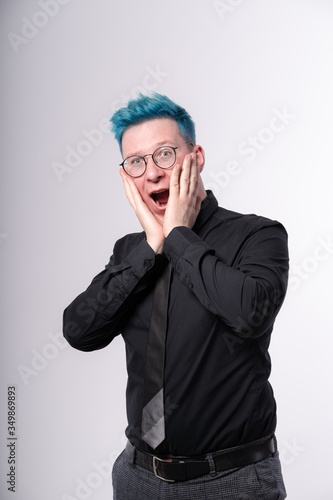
[
  {"xmin": 123, "ymin": 156, "xmax": 145, "ymax": 177},
  {"xmin": 153, "ymin": 147, "xmax": 175, "ymax": 168}
]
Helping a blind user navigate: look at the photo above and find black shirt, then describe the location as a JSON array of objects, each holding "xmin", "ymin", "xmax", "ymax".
[{"xmin": 63, "ymin": 191, "xmax": 289, "ymax": 457}]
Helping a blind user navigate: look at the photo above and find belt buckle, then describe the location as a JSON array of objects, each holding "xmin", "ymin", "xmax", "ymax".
[{"xmin": 153, "ymin": 456, "xmax": 175, "ymax": 482}]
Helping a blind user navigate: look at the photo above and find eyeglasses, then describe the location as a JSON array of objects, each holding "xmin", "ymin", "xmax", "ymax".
[{"xmin": 120, "ymin": 142, "xmax": 194, "ymax": 178}]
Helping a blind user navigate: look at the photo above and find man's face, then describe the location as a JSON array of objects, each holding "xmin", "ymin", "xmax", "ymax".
[{"xmin": 121, "ymin": 118, "xmax": 194, "ymax": 224}]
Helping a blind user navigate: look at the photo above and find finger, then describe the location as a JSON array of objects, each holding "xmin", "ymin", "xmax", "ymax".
[
  {"xmin": 195, "ymin": 173, "xmax": 207, "ymax": 211},
  {"xmin": 179, "ymin": 153, "xmax": 192, "ymax": 198},
  {"xmin": 126, "ymin": 179, "xmax": 143, "ymax": 211},
  {"xmin": 120, "ymin": 170, "xmax": 136, "ymax": 208},
  {"xmin": 169, "ymin": 162, "xmax": 181, "ymax": 200},
  {"xmin": 180, "ymin": 153, "xmax": 198, "ymax": 198},
  {"xmin": 189, "ymin": 153, "xmax": 200, "ymax": 197}
]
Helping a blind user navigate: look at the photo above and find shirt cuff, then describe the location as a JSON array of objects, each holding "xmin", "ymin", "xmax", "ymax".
[
  {"xmin": 125, "ymin": 238, "xmax": 164, "ymax": 276},
  {"xmin": 164, "ymin": 226, "xmax": 210, "ymax": 267}
]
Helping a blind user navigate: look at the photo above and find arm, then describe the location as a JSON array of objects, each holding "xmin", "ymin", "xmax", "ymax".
[
  {"xmin": 163, "ymin": 221, "xmax": 289, "ymax": 338},
  {"xmin": 63, "ymin": 152, "xmax": 203, "ymax": 350},
  {"xmin": 63, "ymin": 235, "xmax": 167, "ymax": 351},
  {"xmin": 163, "ymin": 151, "xmax": 288, "ymax": 337},
  {"xmin": 119, "ymin": 151, "xmax": 288, "ymax": 338}
]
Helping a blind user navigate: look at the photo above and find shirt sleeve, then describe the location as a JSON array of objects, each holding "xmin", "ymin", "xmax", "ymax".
[
  {"xmin": 163, "ymin": 223, "xmax": 289, "ymax": 338},
  {"xmin": 63, "ymin": 236, "xmax": 165, "ymax": 351}
]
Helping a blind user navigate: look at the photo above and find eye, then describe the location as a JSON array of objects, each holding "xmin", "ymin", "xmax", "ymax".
[
  {"xmin": 130, "ymin": 157, "xmax": 144, "ymax": 166},
  {"xmin": 156, "ymin": 148, "xmax": 173, "ymax": 160}
]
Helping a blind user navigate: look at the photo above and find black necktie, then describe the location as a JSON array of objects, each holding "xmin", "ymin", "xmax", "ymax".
[{"xmin": 141, "ymin": 262, "xmax": 172, "ymax": 449}]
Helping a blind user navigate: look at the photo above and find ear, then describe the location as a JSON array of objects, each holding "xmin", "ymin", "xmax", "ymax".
[{"xmin": 194, "ymin": 145, "xmax": 205, "ymax": 172}]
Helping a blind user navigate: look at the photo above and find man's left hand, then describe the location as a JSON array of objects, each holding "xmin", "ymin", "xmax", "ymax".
[{"xmin": 163, "ymin": 152, "xmax": 207, "ymax": 237}]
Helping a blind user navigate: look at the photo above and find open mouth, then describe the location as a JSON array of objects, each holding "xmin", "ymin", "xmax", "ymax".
[{"xmin": 151, "ymin": 189, "xmax": 169, "ymax": 208}]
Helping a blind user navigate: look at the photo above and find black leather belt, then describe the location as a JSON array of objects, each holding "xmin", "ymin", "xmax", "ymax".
[{"xmin": 131, "ymin": 436, "xmax": 276, "ymax": 482}]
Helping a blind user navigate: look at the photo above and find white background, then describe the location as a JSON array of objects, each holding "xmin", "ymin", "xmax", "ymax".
[{"xmin": 1, "ymin": 1, "xmax": 333, "ymax": 499}]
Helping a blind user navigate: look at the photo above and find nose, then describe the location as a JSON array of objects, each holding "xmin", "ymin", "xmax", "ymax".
[{"xmin": 144, "ymin": 155, "xmax": 165, "ymax": 182}]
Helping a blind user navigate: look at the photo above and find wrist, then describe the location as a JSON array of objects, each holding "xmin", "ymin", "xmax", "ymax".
[{"xmin": 146, "ymin": 237, "xmax": 164, "ymax": 254}]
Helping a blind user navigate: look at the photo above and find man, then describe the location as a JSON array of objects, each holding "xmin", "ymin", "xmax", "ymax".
[{"xmin": 63, "ymin": 93, "xmax": 289, "ymax": 499}]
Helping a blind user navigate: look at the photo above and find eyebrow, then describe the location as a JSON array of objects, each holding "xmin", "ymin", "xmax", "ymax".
[{"xmin": 124, "ymin": 140, "xmax": 178, "ymax": 158}]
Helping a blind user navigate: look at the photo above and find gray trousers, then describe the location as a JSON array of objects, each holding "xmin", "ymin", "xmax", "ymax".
[{"xmin": 112, "ymin": 440, "xmax": 287, "ymax": 500}]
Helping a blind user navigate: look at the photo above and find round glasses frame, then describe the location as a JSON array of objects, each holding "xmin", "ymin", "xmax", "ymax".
[{"xmin": 120, "ymin": 142, "xmax": 194, "ymax": 178}]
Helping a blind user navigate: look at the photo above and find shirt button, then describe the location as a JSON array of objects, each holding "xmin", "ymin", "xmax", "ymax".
[
  {"xmin": 119, "ymin": 293, "xmax": 125, "ymax": 301},
  {"xmin": 145, "ymin": 259, "xmax": 152, "ymax": 269}
]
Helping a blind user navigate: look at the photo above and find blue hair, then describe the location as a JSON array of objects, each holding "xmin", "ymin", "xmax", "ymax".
[{"xmin": 110, "ymin": 93, "xmax": 196, "ymax": 152}]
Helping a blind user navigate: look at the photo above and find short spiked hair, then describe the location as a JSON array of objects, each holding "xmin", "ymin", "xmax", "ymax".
[{"xmin": 110, "ymin": 93, "xmax": 196, "ymax": 152}]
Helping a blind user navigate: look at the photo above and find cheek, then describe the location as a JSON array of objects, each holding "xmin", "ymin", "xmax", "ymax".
[{"xmin": 163, "ymin": 170, "xmax": 173, "ymax": 184}]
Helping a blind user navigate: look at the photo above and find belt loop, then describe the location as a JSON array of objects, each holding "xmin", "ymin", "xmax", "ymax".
[
  {"xmin": 125, "ymin": 440, "xmax": 136, "ymax": 465},
  {"xmin": 206, "ymin": 453, "xmax": 216, "ymax": 476}
]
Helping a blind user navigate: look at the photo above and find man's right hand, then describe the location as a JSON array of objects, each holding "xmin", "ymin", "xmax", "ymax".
[{"xmin": 120, "ymin": 170, "xmax": 165, "ymax": 254}]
